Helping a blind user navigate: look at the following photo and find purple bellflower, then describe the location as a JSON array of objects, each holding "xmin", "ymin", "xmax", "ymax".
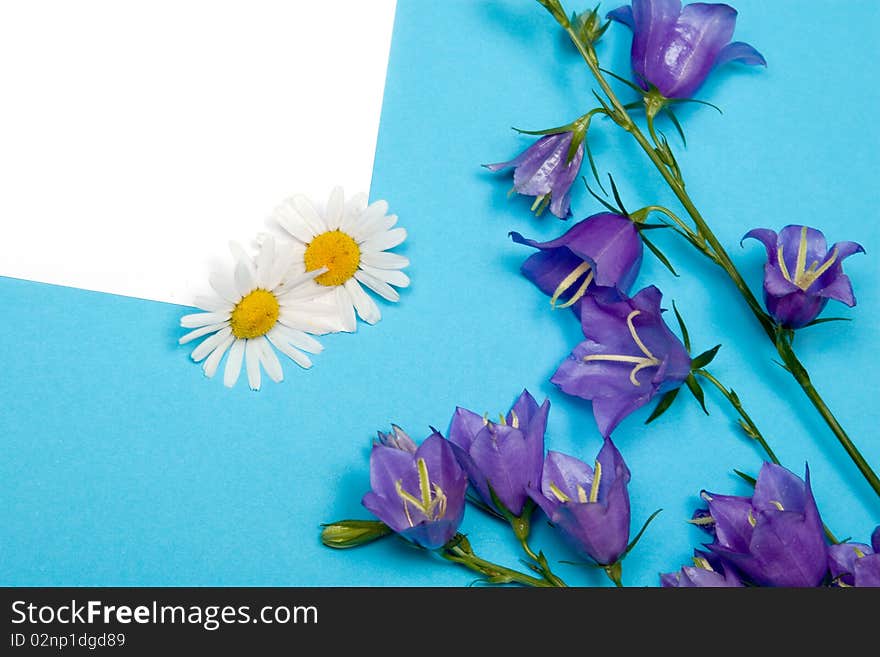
[
  {"xmin": 701, "ymin": 462, "xmax": 828, "ymax": 587},
  {"xmin": 447, "ymin": 390, "xmax": 549, "ymax": 517},
  {"xmin": 743, "ymin": 225, "xmax": 865, "ymax": 329},
  {"xmin": 551, "ymin": 286, "xmax": 691, "ymax": 437},
  {"xmin": 828, "ymin": 527, "xmax": 880, "ymax": 587},
  {"xmin": 528, "ymin": 440, "xmax": 631, "ymax": 566},
  {"xmin": 362, "ymin": 431, "xmax": 467, "ymax": 550},
  {"xmin": 510, "ymin": 212, "xmax": 643, "ymax": 312},
  {"xmin": 607, "ymin": 0, "xmax": 766, "ymax": 99},
  {"xmin": 661, "ymin": 550, "xmax": 743, "ymax": 587},
  {"xmin": 485, "ymin": 131, "xmax": 584, "ymax": 220}
]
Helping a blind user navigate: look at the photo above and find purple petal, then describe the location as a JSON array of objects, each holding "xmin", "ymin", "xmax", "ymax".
[
  {"xmin": 516, "ymin": 246, "xmax": 595, "ymax": 308},
  {"xmin": 872, "ymin": 526, "xmax": 880, "ymax": 554},
  {"xmin": 716, "ymin": 40, "xmax": 766, "ymax": 67},
  {"xmin": 778, "ymin": 225, "xmax": 829, "ymax": 277},
  {"xmin": 703, "ymin": 491, "xmax": 753, "ymax": 553},
  {"xmin": 548, "ymin": 143, "xmax": 584, "ymax": 220},
  {"xmin": 528, "ymin": 485, "xmax": 559, "ymax": 519},
  {"xmin": 367, "ymin": 444, "xmax": 421, "ymax": 508},
  {"xmin": 742, "ymin": 509, "xmax": 828, "ymax": 587},
  {"xmin": 607, "ymin": 5, "xmax": 635, "ymax": 31},
  {"xmin": 653, "ymin": 2, "xmax": 738, "ymax": 98},
  {"xmin": 590, "ymin": 391, "xmax": 654, "ymax": 438},
  {"xmin": 551, "ymin": 480, "xmax": 630, "ymax": 565},
  {"xmin": 416, "ymin": 433, "xmax": 467, "ymax": 497},
  {"xmin": 541, "ymin": 451, "xmax": 594, "ymax": 501},
  {"xmin": 630, "ymin": 0, "xmax": 684, "ymax": 90},
  {"xmin": 469, "ymin": 424, "xmax": 532, "ymax": 515},
  {"xmin": 752, "ymin": 463, "xmax": 808, "ymax": 514},
  {"xmin": 362, "ymin": 490, "xmax": 410, "ymax": 534},
  {"xmin": 448, "ymin": 407, "xmax": 486, "ymax": 452},
  {"xmin": 595, "ymin": 437, "xmax": 631, "ymax": 501},
  {"xmin": 854, "ymin": 553, "xmax": 880, "ymax": 587},
  {"xmin": 399, "ymin": 517, "xmax": 461, "ymax": 550},
  {"xmin": 660, "ymin": 571, "xmax": 681, "ymax": 587},
  {"xmin": 511, "ymin": 134, "xmax": 571, "ymax": 196},
  {"xmin": 828, "ymin": 542, "xmax": 871, "ymax": 587},
  {"xmin": 764, "ymin": 289, "xmax": 827, "ymax": 329},
  {"xmin": 742, "ymin": 227, "xmax": 778, "ymax": 260}
]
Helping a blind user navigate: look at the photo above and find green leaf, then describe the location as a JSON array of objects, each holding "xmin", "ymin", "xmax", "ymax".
[
  {"xmin": 667, "ymin": 96, "xmax": 723, "ymax": 115},
  {"xmin": 620, "ymin": 508, "xmax": 663, "ymax": 560},
  {"xmin": 641, "ymin": 234, "xmax": 679, "ymax": 277},
  {"xmin": 583, "ymin": 177, "xmax": 620, "ymax": 214},
  {"xmin": 607, "ymin": 174, "xmax": 628, "ymax": 216},
  {"xmin": 805, "ymin": 317, "xmax": 852, "ymax": 327},
  {"xmin": 663, "ymin": 107, "xmax": 687, "ymax": 147},
  {"xmin": 599, "ymin": 66, "xmax": 645, "ymax": 94},
  {"xmin": 645, "ymin": 387, "xmax": 681, "ymax": 424},
  {"xmin": 512, "ymin": 124, "xmax": 572, "ymax": 136},
  {"xmin": 685, "ymin": 373, "xmax": 709, "ymax": 415},
  {"xmin": 584, "ymin": 134, "xmax": 606, "ymax": 194},
  {"xmin": 691, "ymin": 344, "xmax": 722, "ymax": 369},
  {"xmin": 671, "ymin": 301, "xmax": 691, "ymax": 352},
  {"xmin": 734, "ymin": 470, "xmax": 757, "ymax": 487}
]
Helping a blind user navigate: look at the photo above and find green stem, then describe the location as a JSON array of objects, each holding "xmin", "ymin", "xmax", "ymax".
[
  {"xmin": 441, "ymin": 537, "xmax": 552, "ymax": 587},
  {"xmin": 776, "ymin": 335, "xmax": 880, "ymax": 498},
  {"xmin": 516, "ymin": 534, "xmax": 568, "ymax": 588},
  {"xmin": 604, "ymin": 562, "xmax": 624, "ymax": 587},
  {"xmin": 508, "ymin": 502, "xmax": 568, "ymax": 587},
  {"xmin": 694, "ymin": 369, "xmax": 780, "ymax": 465},
  {"xmin": 560, "ymin": 20, "xmax": 880, "ymax": 502}
]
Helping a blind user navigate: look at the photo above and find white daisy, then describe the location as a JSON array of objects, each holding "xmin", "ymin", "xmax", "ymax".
[
  {"xmin": 271, "ymin": 186, "xmax": 410, "ymax": 332},
  {"xmin": 179, "ymin": 235, "xmax": 338, "ymax": 390}
]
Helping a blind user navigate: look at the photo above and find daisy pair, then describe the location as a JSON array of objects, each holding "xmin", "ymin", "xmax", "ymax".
[{"xmin": 179, "ymin": 188, "xmax": 410, "ymax": 390}]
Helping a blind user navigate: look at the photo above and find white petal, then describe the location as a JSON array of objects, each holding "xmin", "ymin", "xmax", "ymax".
[
  {"xmin": 283, "ymin": 266, "xmax": 326, "ymax": 291},
  {"xmin": 348, "ymin": 200, "xmax": 389, "ymax": 241},
  {"xmin": 334, "ymin": 286, "xmax": 357, "ymax": 332},
  {"xmin": 355, "ymin": 270, "xmax": 400, "ymax": 302},
  {"xmin": 210, "ymin": 272, "xmax": 241, "ymax": 304},
  {"xmin": 292, "ymin": 194, "xmax": 329, "ymax": 235},
  {"xmin": 360, "ymin": 264, "xmax": 410, "ymax": 288},
  {"xmin": 273, "ymin": 199, "xmax": 316, "ymax": 243},
  {"xmin": 181, "ymin": 312, "xmax": 228, "ymax": 329},
  {"xmin": 191, "ymin": 327, "xmax": 233, "ymax": 362},
  {"xmin": 360, "ymin": 251, "xmax": 410, "ymax": 270},
  {"xmin": 193, "ymin": 296, "xmax": 233, "ymax": 313},
  {"xmin": 324, "ymin": 186, "xmax": 345, "ymax": 230},
  {"xmin": 229, "ymin": 242, "xmax": 256, "ymax": 277},
  {"xmin": 269, "ymin": 325, "xmax": 323, "ymax": 354},
  {"xmin": 203, "ymin": 334, "xmax": 234, "ymax": 378},
  {"xmin": 344, "ymin": 279, "xmax": 381, "ymax": 325},
  {"xmin": 223, "ymin": 339, "xmax": 246, "ymax": 387},
  {"xmin": 279, "ymin": 307, "xmax": 343, "ymax": 335},
  {"xmin": 361, "ymin": 227, "xmax": 407, "ymax": 253},
  {"xmin": 267, "ymin": 332, "xmax": 313, "ymax": 369},
  {"xmin": 179, "ymin": 321, "xmax": 229, "ymax": 345},
  {"xmin": 254, "ymin": 235, "xmax": 276, "ymax": 288},
  {"xmin": 339, "ymin": 192, "xmax": 369, "ymax": 233},
  {"xmin": 264, "ymin": 244, "xmax": 299, "ymax": 291},
  {"xmin": 357, "ymin": 214, "xmax": 397, "ymax": 242},
  {"xmin": 257, "ymin": 336, "xmax": 284, "ymax": 383},
  {"xmin": 245, "ymin": 339, "xmax": 262, "ymax": 391},
  {"xmin": 234, "ymin": 261, "xmax": 255, "ymax": 298}
]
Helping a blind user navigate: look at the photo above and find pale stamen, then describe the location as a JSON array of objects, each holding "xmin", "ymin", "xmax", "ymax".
[
  {"xmin": 582, "ymin": 310, "xmax": 662, "ymax": 386},
  {"xmin": 395, "ymin": 457, "xmax": 448, "ymax": 526},
  {"xmin": 692, "ymin": 557, "xmax": 714, "ymax": 572},
  {"xmin": 589, "ymin": 460, "xmax": 602, "ymax": 504},
  {"xmin": 550, "ymin": 261, "xmax": 593, "ymax": 309},
  {"xmin": 549, "ymin": 483, "xmax": 571, "ymax": 503},
  {"xmin": 769, "ymin": 500, "xmax": 784, "ymax": 511},
  {"xmin": 777, "ymin": 226, "xmax": 839, "ymax": 292}
]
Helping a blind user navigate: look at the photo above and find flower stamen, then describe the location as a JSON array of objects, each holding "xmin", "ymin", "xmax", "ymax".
[
  {"xmin": 304, "ymin": 230, "xmax": 361, "ymax": 287},
  {"xmin": 589, "ymin": 460, "xmax": 602, "ymax": 504},
  {"xmin": 230, "ymin": 289, "xmax": 280, "ymax": 339},
  {"xmin": 395, "ymin": 458, "xmax": 448, "ymax": 526},
  {"xmin": 768, "ymin": 499, "xmax": 785, "ymax": 511},
  {"xmin": 692, "ymin": 556, "xmax": 714, "ymax": 572},
  {"xmin": 777, "ymin": 226, "xmax": 839, "ymax": 291},
  {"xmin": 549, "ymin": 483, "xmax": 571, "ymax": 503},
  {"xmin": 550, "ymin": 261, "xmax": 594, "ymax": 309},
  {"xmin": 582, "ymin": 310, "xmax": 662, "ymax": 386}
]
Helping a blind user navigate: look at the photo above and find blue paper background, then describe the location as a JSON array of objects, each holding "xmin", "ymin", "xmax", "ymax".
[{"xmin": 2, "ymin": 0, "xmax": 878, "ymax": 587}]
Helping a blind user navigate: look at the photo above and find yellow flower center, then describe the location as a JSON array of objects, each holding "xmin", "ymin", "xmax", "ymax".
[
  {"xmin": 303, "ymin": 230, "xmax": 361, "ymax": 287},
  {"xmin": 230, "ymin": 289, "xmax": 280, "ymax": 339}
]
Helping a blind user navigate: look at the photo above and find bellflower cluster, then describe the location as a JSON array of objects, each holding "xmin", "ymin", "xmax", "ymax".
[
  {"xmin": 827, "ymin": 527, "xmax": 880, "ymax": 587},
  {"xmin": 690, "ymin": 462, "xmax": 829, "ymax": 587}
]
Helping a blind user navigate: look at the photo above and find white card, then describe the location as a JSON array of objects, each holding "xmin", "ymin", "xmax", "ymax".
[{"xmin": 0, "ymin": 0, "xmax": 397, "ymax": 305}]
